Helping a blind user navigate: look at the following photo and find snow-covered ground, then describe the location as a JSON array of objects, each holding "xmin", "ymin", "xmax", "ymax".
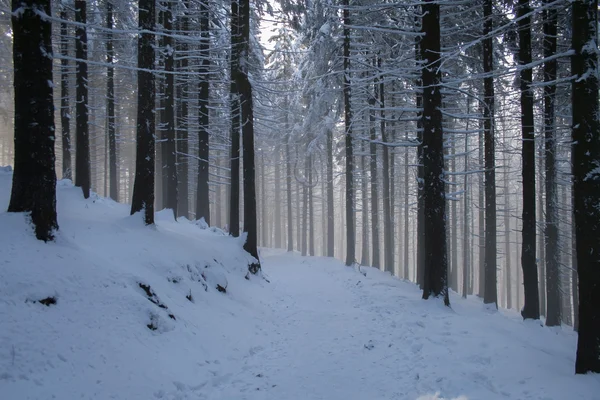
[{"xmin": 0, "ymin": 170, "xmax": 598, "ymax": 400}]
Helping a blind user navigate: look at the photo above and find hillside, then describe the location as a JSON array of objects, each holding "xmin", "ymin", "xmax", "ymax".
[{"xmin": 0, "ymin": 170, "xmax": 597, "ymax": 400}]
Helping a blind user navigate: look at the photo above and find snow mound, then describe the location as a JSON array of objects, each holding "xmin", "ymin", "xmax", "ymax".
[{"xmin": 0, "ymin": 173, "xmax": 264, "ymax": 399}]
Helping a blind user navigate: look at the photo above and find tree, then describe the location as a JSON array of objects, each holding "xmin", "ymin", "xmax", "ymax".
[
  {"xmin": 74, "ymin": 0, "xmax": 90, "ymax": 199},
  {"xmin": 421, "ymin": 0, "xmax": 449, "ymax": 305},
  {"xmin": 8, "ymin": 0, "xmax": 58, "ymax": 242},
  {"xmin": 106, "ymin": 0, "xmax": 117, "ymax": 201},
  {"xmin": 130, "ymin": 0, "xmax": 156, "ymax": 225},
  {"xmin": 543, "ymin": 0, "xmax": 560, "ymax": 327},
  {"xmin": 60, "ymin": 5, "xmax": 71, "ymax": 181},
  {"xmin": 517, "ymin": 0, "xmax": 540, "ymax": 320},
  {"xmin": 572, "ymin": 0, "xmax": 600, "ymax": 374},
  {"xmin": 196, "ymin": 0, "xmax": 210, "ymax": 224},
  {"xmin": 483, "ymin": 0, "xmax": 497, "ymax": 307},
  {"xmin": 229, "ymin": 0, "xmax": 241, "ymax": 237},
  {"xmin": 342, "ymin": 0, "xmax": 355, "ymax": 267},
  {"xmin": 161, "ymin": 0, "xmax": 177, "ymax": 217},
  {"xmin": 238, "ymin": 0, "xmax": 260, "ymax": 274}
]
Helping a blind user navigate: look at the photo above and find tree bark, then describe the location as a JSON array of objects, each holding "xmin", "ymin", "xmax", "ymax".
[
  {"xmin": 421, "ymin": 0, "xmax": 449, "ymax": 305},
  {"xmin": 483, "ymin": 0, "xmax": 497, "ymax": 306},
  {"xmin": 74, "ymin": 0, "xmax": 90, "ymax": 199},
  {"xmin": 196, "ymin": 0, "xmax": 210, "ymax": 224},
  {"xmin": 229, "ymin": 0, "xmax": 241, "ymax": 236},
  {"xmin": 130, "ymin": 0, "xmax": 156, "ymax": 225},
  {"xmin": 572, "ymin": 0, "xmax": 600, "ymax": 374},
  {"xmin": 517, "ymin": 0, "xmax": 540, "ymax": 320},
  {"xmin": 343, "ymin": 0, "xmax": 355, "ymax": 266},
  {"xmin": 543, "ymin": 0, "xmax": 561, "ymax": 327},
  {"xmin": 60, "ymin": 8, "xmax": 71, "ymax": 181},
  {"xmin": 9, "ymin": 0, "xmax": 58, "ymax": 241}
]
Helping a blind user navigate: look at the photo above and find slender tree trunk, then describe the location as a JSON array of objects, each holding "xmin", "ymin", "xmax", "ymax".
[
  {"xmin": 369, "ymin": 95, "xmax": 380, "ymax": 269},
  {"xmin": 130, "ymin": 0, "xmax": 156, "ymax": 225},
  {"xmin": 503, "ymin": 130, "xmax": 512, "ymax": 309},
  {"xmin": 415, "ymin": 12, "xmax": 425, "ymax": 288},
  {"xmin": 421, "ymin": 0, "xmax": 449, "ymax": 305},
  {"xmin": 404, "ymin": 131, "xmax": 409, "ymax": 280},
  {"xmin": 543, "ymin": 0, "xmax": 560, "ymax": 327},
  {"xmin": 377, "ymin": 59, "xmax": 393, "ymax": 272},
  {"xmin": 286, "ymin": 107, "xmax": 294, "ymax": 252},
  {"xmin": 74, "ymin": 0, "xmax": 90, "ymax": 199},
  {"xmin": 517, "ymin": 0, "xmax": 540, "ymax": 320},
  {"xmin": 309, "ymin": 155, "xmax": 315, "ymax": 256},
  {"xmin": 361, "ymin": 141, "xmax": 369, "ymax": 266},
  {"xmin": 9, "ymin": 0, "xmax": 58, "ymax": 241},
  {"xmin": 572, "ymin": 0, "xmax": 600, "ymax": 374},
  {"xmin": 106, "ymin": 2, "xmax": 117, "ymax": 201},
  {"xmin": 274, "ymin": 145, "xmax": 282, "ymax": 248},
  {"xmin": 60, "ymin": 8, "xmax": 71, "ymax": 181},
  {"xmin": 326, "ymin": 125, "xmax": 335, "ymax": 257},
  {"xmin": 162, "ymin": 1, "xmax": 177, "ymax": 218},
  {"xmin": 196, "ymin": 0, "xmax": 210, "ymax": 223},
  {"xmin": 483, "ymin": 0, "xmax": 498, "ymax": 306},
  {"xmin": 238, "ymin": 0, "xmax": 260, "ymax": 273},
  {"xmin": 463, "ymin": 116, "xmax": 470, "ymax": 298},
  {"xmin": 478, "ymin": 117, "xmax": 485, "ymax": 298},
  {"xmin": 229, "ymin": 0, "xmax": 241, "ymax": 236},
  {"xmin": 343, "ymin": 0, "xmax": 355, "ymax": 266}
]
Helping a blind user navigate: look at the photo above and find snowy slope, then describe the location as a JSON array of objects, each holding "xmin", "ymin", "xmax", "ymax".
[{"xmin": 0, "ymin": 170, "xmax": 598, "ymax": 400}]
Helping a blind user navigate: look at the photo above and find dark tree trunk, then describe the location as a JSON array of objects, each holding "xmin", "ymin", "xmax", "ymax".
[
  {"xmin": 286, "ymin": 106, "xmax": 294, "ymax": 252},
  {"xmin": 378, "ymin": 58, "xmax": 393, "ymax": 272},
  {"xmin": 478, "ymin": 118, "xmax": 485, "ymax": 297},
  {"xmin": 196, "ymin": 0, "xmax": 210, "ymax": 224},
  {"xmin": 503, "ymin": 134, "xmax": 512, "ymax": 309},
  {"xmin": 415, "ymin": 12, "xmax": 425, "ymax": 288},
  {"xmin": 572, "ymin": 0, "xmax": 600, "ymax": 374},
  {"xmin": 238, "ymin": 0, "xmax": 260, "ymax": 274},
  {"xmin": 106, "ymin": 1, "xmax": 117, "ymax": 201},
  {"xmin": 162, "ymin": 1, "xmax": 177, "ymax": 218},
  {"xmin": 229, "ymin": 0, "xmax": 241, "ymax": 237},
  {"xmin": 274, "ymin": 145, "xmax": 282, "ymax": 248},
  {"xmin": 74, "ymin": 0, "xmax": 90, "ymax": 199},
  {"xmin": 326, "ymin": 125, "xmax": 335, "ymax": 257},
  {"xmin": 517, "ymin": 0, "xmax": 540, "ymax": 320},
  {"xmin": 369, "ymin": 95, "xmax": 380, "ymax": 270},
  {"xmin": 309, "ymin": 155, "xmax": 315, "ymax": 256},
  {"xmin": 9, "ymin": 0, "xmax": 58, "ymax": 241},
  {"xmin": 543, "ymin": 0, "xmax": 560, "ymax": 327},
  {"xmin": 421, "ymin": 0, "xmax": 449, "ymax": 305},
  {"xmin": 463, "ymin": 106, "xmax": 471, "ymax": 298},
  {"xmin": 404, "ymin": 131, "xmax": 409, "ymax": 280},
  {"xmin": 130, "ymin": 0, "xmax": 156, "ymax": 225},
  {"xmin": 360, "ymin": 140, "xmax": 369, "ymax": 266},
  {"xmin": 343, "ymin": 0, "xmax": 355, "ymax": 266},
  {"xmin": 60, "ymin": 8, "xmax": 71, "ymax": 181},
  {"xmin": 483, "ymin": 0, "xmax": 497, "ymax": 306}
]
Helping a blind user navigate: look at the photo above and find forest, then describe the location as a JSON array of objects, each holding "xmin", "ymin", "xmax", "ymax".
[{"xmin": 1, "ymin": 0, "xmax": 599, "ymax": 390}]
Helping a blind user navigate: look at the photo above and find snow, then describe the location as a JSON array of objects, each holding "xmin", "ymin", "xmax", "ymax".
[{"xmin": 0, "ymin": 169, "xmax": 598, "ymax": 400}]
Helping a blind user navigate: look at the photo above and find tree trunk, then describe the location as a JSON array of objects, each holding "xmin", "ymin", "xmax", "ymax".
[
  {"xmin": 343, "ymin": 0, "xmax": 355, "ymax": 266},
  {"xmin": 360, "ymin": 140, "xmax": 369, "ymax": 266},
  {"xmin": 60, "ymin": 8, "xmax": 71, "ymax": 181},
  {"xmin": 483, "ymin": 0, "xmax": 497, "ymax": 306},
  {"xmin": 415, "ymin": 13, "xmax": 425, "ymax": 288},
  {"xmin": 130, "ymin": 0, "xmax": 156, "ymax": 225},
  {"xmin": 274, "ymin": 145, "xmax": 282, "ymax": 248},
  {"xmin": 309, "ymin": 155, "xmax": 315, "ymax": 256},
  {"xmin": 162, "ymin": 1, "xmax": 177, "ymax": 218},
  {"xmin": 421, "ymin": 0, "xmax": 449, "ymax": 305},
  {"xmin": 229, "ymin": 0, "xmax": 241, "ymax": 236},
  {"xmin": 369, "ymin": 95, "xmax": 380, "ymax": 270},
  {"xmin": 9, "ymin": 0, "xmax": 58, "ymax": 241},
  {"xmin": 326, "ymin": 125, "xmax": 335, "ymax": 257},
  {"xmin": 572, "ymin": 0, "xmax": 600, "ymax": 374},
  {"xmin": 543, "ymin": 0, "xmax": 561, "ymax": 327},
  {"xmin": 106, "ymin": 2, "xmax": 117, "ymax": 201},
  {"xmin": 238, "ymin": 0, "xmax": 260, "ymax": 274},
  {"xmin": 517, "ymin": 0, "xmax": 540, "ymax": 320},
  {"xmin": 196, "ymin": 0, "xmax": 210, "ymax": 224},
  {"xmin": 286, "ymin": 107, "xmax": 294, "ymax": 252},
  {"xmin": 74, "ymin": 0, "xmax": 90, "ymax": 199},
  {"xmin": 378, "ymin": 59, "xmax": 393, "ymax": 273}
]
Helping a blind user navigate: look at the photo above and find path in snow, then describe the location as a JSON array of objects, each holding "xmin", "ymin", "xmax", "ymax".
[{"xmin": 165, "ymin": 250, "xmax": 597, "ymax": 400}]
